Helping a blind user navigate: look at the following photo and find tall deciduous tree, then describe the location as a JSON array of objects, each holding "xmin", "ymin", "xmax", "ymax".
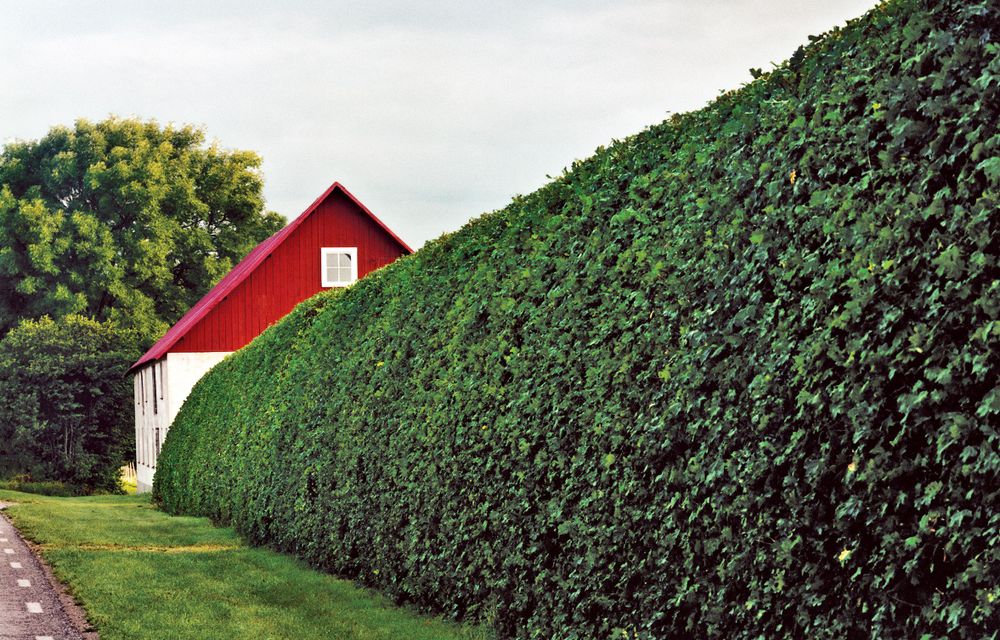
[{"xmin": 0, "ymin": 117, "xmax": 285, "ymax": 342}]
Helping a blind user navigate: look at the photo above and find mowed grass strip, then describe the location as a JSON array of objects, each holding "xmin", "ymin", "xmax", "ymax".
[{"xmin": 0, "ymin": 490, "xmax": 492, "ymax": 640}]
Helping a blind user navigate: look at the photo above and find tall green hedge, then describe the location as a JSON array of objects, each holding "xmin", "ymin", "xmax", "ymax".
[{"xmin": 155, "ymin": 0, "xmax": 1000, "ymax": 637}]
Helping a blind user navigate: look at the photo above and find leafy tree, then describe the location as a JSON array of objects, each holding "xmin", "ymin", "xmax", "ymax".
[
  {"xmin": 0, "ymin": 117, "xmax": 285, "ymax": 342},
  {"xmin": 0, "ymin": 315, "xmax": 141, "ymax": 492}
]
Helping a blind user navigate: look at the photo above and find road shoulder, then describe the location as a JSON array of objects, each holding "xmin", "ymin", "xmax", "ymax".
[{"xmin": 0, "ymin": 502, "xmax": 95, "ymax": 640}]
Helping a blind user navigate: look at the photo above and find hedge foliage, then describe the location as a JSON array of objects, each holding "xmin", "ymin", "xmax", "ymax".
[{"xmin": 156, "ymin": 1, "xmax": 1000, "ymax": 637}]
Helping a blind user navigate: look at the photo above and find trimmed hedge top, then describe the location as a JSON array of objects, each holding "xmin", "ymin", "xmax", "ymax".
[{"xmin": 155, "ymin": 1, "xmax": 1000, "ymax": 637}]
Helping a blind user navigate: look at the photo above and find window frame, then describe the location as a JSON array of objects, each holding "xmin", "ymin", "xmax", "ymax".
[{"xmin": 320, "ymin": 247, "xmax": 359, "ymax": 287}]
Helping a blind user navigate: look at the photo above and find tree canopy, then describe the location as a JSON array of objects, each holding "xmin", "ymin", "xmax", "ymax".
[{"xmin": 0, "ymin": 117, "xmax": 285, "ymax": 342}]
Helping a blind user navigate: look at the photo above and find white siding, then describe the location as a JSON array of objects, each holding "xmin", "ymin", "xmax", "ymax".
[{"xmin": 134, "ymin": 351, "xmax": 229, "ymax": 493}]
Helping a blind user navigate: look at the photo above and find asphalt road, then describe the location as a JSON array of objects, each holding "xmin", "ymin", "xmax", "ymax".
[{"xmin": 0, "ymin": 505, "xmax": 83, "ymax": 640}]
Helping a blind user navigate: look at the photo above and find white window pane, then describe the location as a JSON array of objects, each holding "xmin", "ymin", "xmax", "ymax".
[{"xmin": 322, "ymin": 249, "xmax": 355, "ymax": 285}]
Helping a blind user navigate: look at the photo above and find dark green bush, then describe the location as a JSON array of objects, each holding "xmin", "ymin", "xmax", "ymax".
[
  {"xmin": 0, "ymin": 478, "xmax": 84, "ymax": 497},
  {"xmin": 0, "ymin": 316, "xmax": 140, "ymax": 493},
  {"xmin": 156, "ymin": 0, "xmax": 1000, "ymax": 637}
]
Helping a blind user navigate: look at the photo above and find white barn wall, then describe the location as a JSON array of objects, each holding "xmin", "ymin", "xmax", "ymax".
[
  {"xmin": 164, "ymin": 352, "xmax": 231, "ymax": 424},
  {"xmin": 134, "ymin": 362, "xmax": 168, "ymax": 493},
  {"xmin": 134, "ymin": 351, "xmax": 229, "ymax": 493}
]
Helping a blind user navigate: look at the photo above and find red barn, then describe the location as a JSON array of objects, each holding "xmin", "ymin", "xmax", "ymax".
[{"xmin": 128, "ymin": 182, "xmax": 412, "ymax": 492}]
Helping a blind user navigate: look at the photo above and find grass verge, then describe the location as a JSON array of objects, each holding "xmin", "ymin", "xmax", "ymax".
[{"xmin": 0, "ymin": 489, "xmax": 492, "ymax": 640}]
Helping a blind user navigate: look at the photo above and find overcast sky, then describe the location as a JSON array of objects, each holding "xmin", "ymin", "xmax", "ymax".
[{"xmin": 1, "ymin": 0, "xmax": 877, "ymax": 249}]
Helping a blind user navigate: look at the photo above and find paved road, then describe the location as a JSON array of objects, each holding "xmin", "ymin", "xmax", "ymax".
[{"xmin": 0, "ymin": 505, "xmax": 83, "ymax": 640}]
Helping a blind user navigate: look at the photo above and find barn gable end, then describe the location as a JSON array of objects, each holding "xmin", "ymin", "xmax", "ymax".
[{"xmin": 130, "ymin": 182, "xmax": 411, "ymax": 491}]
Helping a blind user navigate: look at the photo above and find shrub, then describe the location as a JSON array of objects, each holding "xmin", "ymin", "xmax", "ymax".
[
  {"xmin": 156, "ymin": 0, "xmax": 1000, "ymax": 637},
  {"xmin": 0, "ymin": 316, "xmax": 140, "ymax": 493},
  {"xmin": 0, "ymin": 478, "xmax": 84, "ymax": 497}
]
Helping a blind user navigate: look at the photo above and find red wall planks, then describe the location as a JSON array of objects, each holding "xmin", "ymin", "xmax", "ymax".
[{"xmin": 173, "ymin": 188, "xmax": 408, "ymax": 353}]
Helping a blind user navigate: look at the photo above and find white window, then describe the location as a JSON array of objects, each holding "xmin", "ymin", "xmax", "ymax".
[{"xmin": 321, "ymin": 247, "xmax": 358, "ymax": 287}]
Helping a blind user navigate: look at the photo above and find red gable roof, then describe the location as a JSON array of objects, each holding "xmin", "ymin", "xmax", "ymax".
[{"xmin": 128, "ymin": 182, "xmax": 411, "ymax": 374}]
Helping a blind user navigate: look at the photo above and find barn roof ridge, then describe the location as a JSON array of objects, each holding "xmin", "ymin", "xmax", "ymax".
[{"xmin": 128, "ymin": 181, "xmax": 411, "ymax": 373}]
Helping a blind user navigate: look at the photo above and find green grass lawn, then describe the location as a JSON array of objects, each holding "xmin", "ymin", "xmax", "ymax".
[{"xmin": 0, "ymin": 490, "xmax": 491, "ymax": 640}]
